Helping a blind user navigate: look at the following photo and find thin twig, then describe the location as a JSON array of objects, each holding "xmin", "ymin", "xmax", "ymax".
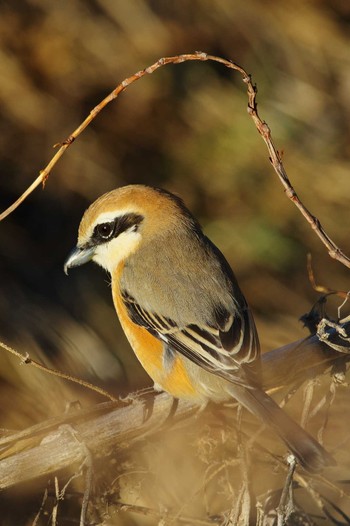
[
  {"xmin": 32, "ymin": 486, "xmax": 49, "ymax": 526},
  {"xmin": 0, "ymin": 340, "xmax": 118, "ymax": 402},
  {"xmin": 317, "ymin": 374, "xmax": 340, "ymax": 445},
  {"xmin": 0, "ymin": 334, "xmax": 346, "ymax": 491},
  {"xmin": 246, "ymin": 101, "xmax": 350, "ymax": 268},
  {"xmin": 80, "ymin": 452, "xmax": 93, "ymax": 526},
  {"xmin": 294, "ymin": 473, "xmax": 350, "ymax": 525},
  {"xmin": 301, "ymin": 379, "xmax": 317, "ymax": 429},
  {"xmin": 322, "ymin": 496, "xmax": 350, "ymax": 525},
  {"xmin": 276, "ymin": 456, "xmax": 296, "ymax": 526},
  {"xmin": 307, "ymin": 254, "xmax": 348, "ymax": 298},
  {"xmin": 224, "ymin": 445, "xmax": 251, "ymax": 525},
  {"xmin": 294, "ymin": 472, "xmax": 325, "ymax": 513},
  {"xmin": 52, "ymin": 476, "xmax": 59, "ymax": 526},
  {"xmin": 59, "ymin": 469, "xmax": 83, "ymax": 500},
  {"xmin": 173, "ymin": 458, "xmax": 239, "ymax": 523},
  {"xmin": 0, "ymin": 52, "xmax": 349, "ymax": 268}
]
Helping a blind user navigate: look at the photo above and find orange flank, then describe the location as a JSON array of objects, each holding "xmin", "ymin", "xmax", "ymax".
[{"xmin": 112, "ymin": 264, "xmax": 196, "ymax": 398}]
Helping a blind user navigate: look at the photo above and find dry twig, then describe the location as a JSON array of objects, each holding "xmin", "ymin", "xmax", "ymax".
[
  {"xmin": 307, "ymin": 254, "xmax": 349, "ymax": 298},
  {"xmin": 0, "ymin": 339, "xmax": 117, "ymax": 402},
  {"xmin": 276, "ymin": 457, "xmax": 296, "ymax": 526},
  {"xmin": 52, "ymin": 476, "xmax": 59, "ymax": 526},
  {"xmin": 0, "ymin": 332, "xmax": 347, "ymax": 491},
  {"xmin": 0, "ymin": 52, "xmax": 349, "ymax": 268},
  {"xmin": 31, "ymin": 486, "xmax": 49, "ymax": 526}
]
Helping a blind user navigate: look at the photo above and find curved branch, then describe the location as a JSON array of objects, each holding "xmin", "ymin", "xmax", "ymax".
[{"xmin": 1, "ymin": 52, "xmax": 349, "ymax": 268}]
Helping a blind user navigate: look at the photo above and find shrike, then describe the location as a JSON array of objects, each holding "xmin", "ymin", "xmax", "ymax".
[{"xmin": 65, "ymin": 184, "xmax": 333, "ymax": 472}]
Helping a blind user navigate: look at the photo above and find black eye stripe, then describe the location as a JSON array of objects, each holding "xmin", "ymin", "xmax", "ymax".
[{"xmin": 91, "ymin": 213, "xmax": 144, "ymax": 246}]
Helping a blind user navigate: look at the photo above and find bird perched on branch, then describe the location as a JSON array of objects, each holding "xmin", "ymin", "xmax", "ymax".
[{"xmin": 64, "ymin": 184, "xmax": 333, "ymax": 472}]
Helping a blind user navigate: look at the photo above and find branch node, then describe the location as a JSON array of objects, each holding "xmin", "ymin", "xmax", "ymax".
[
  {"xmin": 260, "ymin": 121, "xmax": 271, "ymax": 138},
  {"xmin": 63, "ymin": 135, "xmax": 75, "ymax": 146},
  {"xmin": 311, "ymin": 216, "xmax": 321, "ymax": 231},
  {"xmin": 38, "ymin": 169, "xmax": 49, "ymax": 187},
  {"xmin": 90, "ymin": 106, "xmax": 99, "ymax": 117},
  {"xmin": 285, "ymin": 187, "xmax": 296, "ymax": 199},
  {"xmin": 195, "ymin": 50, "xmax": 207, "ymax": 58},
  {"xmin": 21, "ymin": 352, "xmax": 31, "ymax": 365}
]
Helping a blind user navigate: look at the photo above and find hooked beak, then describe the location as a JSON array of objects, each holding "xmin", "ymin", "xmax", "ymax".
[{"xmin": 64, "ymin": 245, "xmax": 95, "ymax": 275}]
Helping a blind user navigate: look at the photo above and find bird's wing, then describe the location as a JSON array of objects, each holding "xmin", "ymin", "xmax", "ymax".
[{"xmin": 121, "ymin": 290, "xmax": 259, "ymax": 384}]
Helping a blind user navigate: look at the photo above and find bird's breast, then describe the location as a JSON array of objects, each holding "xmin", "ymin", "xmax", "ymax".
[{"xmin": 111, "ymin": 264, "xmax": 199, "ymax": 399}]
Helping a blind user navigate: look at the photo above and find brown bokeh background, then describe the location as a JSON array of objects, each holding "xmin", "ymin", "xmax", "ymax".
[{"xmin": 0, "ymin": 1, "xmax": 349, "ymax": 524}]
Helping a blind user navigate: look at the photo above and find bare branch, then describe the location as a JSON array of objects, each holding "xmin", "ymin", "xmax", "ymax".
[
  {"xmin": 1, "ymin": 52, "xmax": 348, "ymax": 267},
  {"xmin": 0, "ymin": 391, "xmax": 196, "ymax": 490},
  {"xmin": 0, "ymin": 331, "xmax": 348, "ymax": 492}
]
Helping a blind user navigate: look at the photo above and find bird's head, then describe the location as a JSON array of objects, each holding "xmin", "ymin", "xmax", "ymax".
[{"xmin": 64, "ymin": 185, "xmax": 200, "ymax": 275}]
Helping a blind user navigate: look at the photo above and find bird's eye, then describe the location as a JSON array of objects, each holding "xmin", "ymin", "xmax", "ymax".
[{"xmin": 96, "ymin": 222, "xmax": 114, "ymax": 240}]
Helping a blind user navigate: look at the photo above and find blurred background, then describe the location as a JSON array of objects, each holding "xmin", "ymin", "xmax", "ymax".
[{"xmin": 0, "ymin": 0, "xmax": 349, "ymax": 523}]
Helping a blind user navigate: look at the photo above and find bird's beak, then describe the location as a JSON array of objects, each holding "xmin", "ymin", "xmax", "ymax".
[{"xmin": 64, "ymin": 245, "xmax": 95, "ymax": 275}]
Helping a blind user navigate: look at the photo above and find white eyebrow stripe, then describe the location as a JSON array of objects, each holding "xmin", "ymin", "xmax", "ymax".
[{"xmin": 93, "ymin": 208, "xmax": 140, "ymax": 227}]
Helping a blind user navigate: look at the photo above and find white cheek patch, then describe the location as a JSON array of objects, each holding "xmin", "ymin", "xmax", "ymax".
[{"xmin": 93, "ymin": 231, "xmax": 141, "ymax": 273}]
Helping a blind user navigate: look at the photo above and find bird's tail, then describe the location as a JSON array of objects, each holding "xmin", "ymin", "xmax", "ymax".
[{"xmin": 228, "ymin": 384, "xmax": 334, "ymax": 472}]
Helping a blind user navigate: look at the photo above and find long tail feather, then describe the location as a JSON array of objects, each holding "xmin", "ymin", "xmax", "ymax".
[{"xmin": 228, "ymin": 384, "xmax": 335, "ymax": 472}]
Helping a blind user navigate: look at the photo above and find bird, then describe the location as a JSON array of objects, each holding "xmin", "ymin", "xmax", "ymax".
[{"xmin": 64, "ymin": 184, "xmax": 334, "ymax": 472}]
